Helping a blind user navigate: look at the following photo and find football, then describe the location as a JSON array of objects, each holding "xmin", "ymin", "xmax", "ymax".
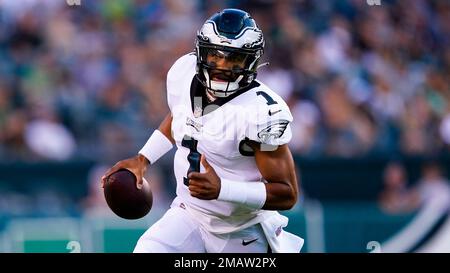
[{"xmin": 103, "ymin": 169, "xmax": 153, "ymax": 220}]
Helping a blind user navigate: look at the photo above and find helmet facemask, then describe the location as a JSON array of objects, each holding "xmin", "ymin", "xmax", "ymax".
[{"xmin": 196, "ymin": 43, "xmax": 261, "ymax": 97}]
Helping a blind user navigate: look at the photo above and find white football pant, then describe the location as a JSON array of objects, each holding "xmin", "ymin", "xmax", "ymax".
[{"xmin": 134, "ymin": 205, "xmax": 270, "ymax": 253}]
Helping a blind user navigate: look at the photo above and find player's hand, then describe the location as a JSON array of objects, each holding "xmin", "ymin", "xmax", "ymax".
[
  {"xmin": 188, "ymin": 155, "xmax": 221, "ymax": 200},
  {"xmin": 101, "ymin": 154, "xmax": 150, "ymax": 190}
]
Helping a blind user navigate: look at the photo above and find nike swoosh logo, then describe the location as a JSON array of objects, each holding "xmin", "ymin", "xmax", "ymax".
[
  {"xmin": 268, "ymin": 109, "xmax": 282, "ymax": 116},
  {"xmin": 242, "ymin": 238, "xmax": 258, "ymax": 246}
]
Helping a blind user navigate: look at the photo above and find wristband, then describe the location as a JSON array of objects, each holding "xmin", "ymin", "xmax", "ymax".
[
  {"xmin": 217, "ymin": 179, "xmax": 267, "ymax": 209},
  {"xmin": 138, "ymin": 130, "xmax": 173, "ymax": 164}
]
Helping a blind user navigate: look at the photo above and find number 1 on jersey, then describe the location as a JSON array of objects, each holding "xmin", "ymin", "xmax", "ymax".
[
  {"xmin": 257, "ymin": 91, "xmax": 278, "ymax": 105},
  {"xmin": 182, "ymin": 135, "xmax": 201, "ymax": 186}
]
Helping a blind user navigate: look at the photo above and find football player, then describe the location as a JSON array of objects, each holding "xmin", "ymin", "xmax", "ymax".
[{"xmin": 102, "ymin": 8, "xmax": 304, "ymax": 253}]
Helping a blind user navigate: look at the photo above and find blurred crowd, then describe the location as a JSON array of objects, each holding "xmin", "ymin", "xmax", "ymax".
[
  {"xmin": 378, "ymin": 161, "xmax": 450, "ymax": 214},
  {"xmin": 0, "ymin": 0, "xmax": 449, "ymax": 162}
]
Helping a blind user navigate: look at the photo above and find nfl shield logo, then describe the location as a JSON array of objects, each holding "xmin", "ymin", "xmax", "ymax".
[{"xmin": 194, "ymin": 106, "xmax": 203, "ymax": 118}]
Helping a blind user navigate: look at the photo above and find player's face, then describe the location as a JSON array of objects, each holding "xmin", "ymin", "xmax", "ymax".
[{"xmin": 206, "ymin": 49, "xmax": 247, "ymax": 82}]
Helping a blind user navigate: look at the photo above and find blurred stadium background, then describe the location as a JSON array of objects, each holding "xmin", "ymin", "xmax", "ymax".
[{"xmin": 0, "ymin": 0, "xmax": 450, "ymax": 253}]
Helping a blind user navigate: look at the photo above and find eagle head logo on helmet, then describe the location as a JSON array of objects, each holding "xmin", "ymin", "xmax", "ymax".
[{"xmin": 195, "ymin": 9, "xmax": 265, "ymax": 98}]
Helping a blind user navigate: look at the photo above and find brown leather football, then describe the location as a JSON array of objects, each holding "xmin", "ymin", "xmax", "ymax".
[{"xmin": 104, "ymin": 169, "xmax": 153, "ymax": 220}]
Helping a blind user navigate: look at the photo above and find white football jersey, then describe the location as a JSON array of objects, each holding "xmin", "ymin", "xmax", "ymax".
[{"xmin": 166, "ymin": 53, "xmax": 293, "ymax": 233}]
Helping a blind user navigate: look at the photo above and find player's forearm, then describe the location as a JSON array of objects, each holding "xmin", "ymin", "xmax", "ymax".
[
  {"xmin": 139, "ymin": 113, "xmax": 175, "ymax": 165},
  {"xmin": 263, "ymin": 181, "xmax": 298, "ymax": 210},
  {"xmin": 216, "ymin": 178, "xmax": 297, "ymax": 211},
  {"xmin": 158, "ymin": 113, "xmax": 175, "ymax": 144}
]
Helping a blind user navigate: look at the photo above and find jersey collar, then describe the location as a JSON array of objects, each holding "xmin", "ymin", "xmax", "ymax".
[{"xmin": 189, "ymin": 76, "xmax": 260, "ymax": 117}]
